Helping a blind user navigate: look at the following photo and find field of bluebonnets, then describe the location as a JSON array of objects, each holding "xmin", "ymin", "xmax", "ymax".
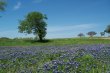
[{"xmin": 0, "ymin": 44, "xmax": 110, "ymax": 73}]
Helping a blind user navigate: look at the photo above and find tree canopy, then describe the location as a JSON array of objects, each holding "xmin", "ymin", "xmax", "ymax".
[
  {"xmin": 78, "ymin": 33, "xmax": 84, "ymax": 37},
  {"xmin": 87, "ymin": 31, "xmax": 97, "ymax": 37},
  {"xmin": 100, "ymin": 32, "xmax": 105, "ymax": 37},
  {"xmin": 18, "ymin": 11, "xmax": 47, "ymax": 41},
  {"xmin": 104, "ymin": 25, "xmax": 110, "ymax": 34},
  {"xmin": 0, "ymin": 0, "xmax": 6, "ymax": 11}
]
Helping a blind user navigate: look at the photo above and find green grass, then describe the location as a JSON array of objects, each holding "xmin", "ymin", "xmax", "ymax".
[
  {"xmin": 75, "ymin": 54, "xmax": 107, "ymax": 73},
  {"xmin": 0, "ymin": 37, "xmax": 110, "ymax": 46}
]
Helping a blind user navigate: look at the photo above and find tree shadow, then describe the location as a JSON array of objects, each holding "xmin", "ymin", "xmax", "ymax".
[
  {"xmin": 37, "ymin": 39, "xmax": 51, "ymax": 43},
  {"xmin": 24, "ymin": 39, "xmax": 52, "ymax": 43}
]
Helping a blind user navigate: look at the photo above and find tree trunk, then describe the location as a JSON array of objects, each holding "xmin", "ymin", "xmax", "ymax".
[{"xmin": 39, "ymin": 35, "xmax": 43, "ymax": 42}]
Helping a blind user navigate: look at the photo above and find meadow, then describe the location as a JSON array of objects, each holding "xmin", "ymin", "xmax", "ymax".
[
  {"xmin": 0, "ymin": 0, "xmax": 110, "ymax": 73},
  {"xmin": 0, "ymin": 38, "xmax": 110, "ymax": 73},
  {"xmin": 0, "ymin": 37, "xmax": 110, "ymax": 46}
]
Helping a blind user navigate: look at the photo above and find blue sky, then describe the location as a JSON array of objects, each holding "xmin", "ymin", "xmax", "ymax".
[{"xmin": 0, "ymin": 0, "xmax": 110, "ymax": 38}]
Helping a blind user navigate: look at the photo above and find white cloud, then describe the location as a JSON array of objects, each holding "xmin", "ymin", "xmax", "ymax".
[
  {"xmin": 0, "ymin": 30, "xmax": 34, "ymax": 38},
  {"xmin": 46, "ymin": 24, "xmax": 97, "ymax": 38},
  {"xmin": 47, "ymin": 24, "xmax": 96, "ymax": 33},
  {"xmin": 14, "ymin": 2, "xmax": 21, "ymax": 10}
]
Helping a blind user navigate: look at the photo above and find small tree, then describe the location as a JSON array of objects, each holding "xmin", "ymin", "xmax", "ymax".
[
  {"xmin": 78, "ymin": 33, "xmax": 84, "ymax": 38},
  {"xmin": 87, "ymin": 31, "xmax": 97, "ymax": 37},
  {"xmin": 0, "ymin": 0, "xmax": 6, "ymax": 11},
  {"xmin": 18, "ymin": 11, "xmax": 47, "ymax": 41},
  {"xmin": 100, "ymin": 32, "xmax": 105, "ymax": 37}
]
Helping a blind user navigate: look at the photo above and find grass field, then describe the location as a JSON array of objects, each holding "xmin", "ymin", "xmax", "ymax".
[
  {"xmin": 0, "ymin": 38, "xmax": 110, "ymax": 73},
  {"xmin": 0, "ymin": 37, "xmax": 110, "ymax": 46}
]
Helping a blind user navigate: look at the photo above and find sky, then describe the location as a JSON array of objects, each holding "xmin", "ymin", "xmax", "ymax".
[{"xmin": 0, "ymin": 0, "xmax": 110, "ymax": 38}]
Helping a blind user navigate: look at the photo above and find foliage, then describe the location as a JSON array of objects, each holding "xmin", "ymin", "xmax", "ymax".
[
  {"xmin": 77, "ymin": 33, "xmax": 85, "ymax": 37},
  {"xmin": 0, "ymin": 0, "xmax": 6, "ymax": 11},
  {"xmin": 0, "ymin": 37, "xmax": 10, "ymax": 40},
  {"xmin": 87, "ymin": 31, "xmax": 97, "ymax": 37},
  {"xmin": 105, "ymin": 25, "xmax": 110, "ymax": 34},
  {"xmin": 18, "ymin": 11, "xmax": 47, "ymax": 41},
  {"xmin": 100, "ymin": 32, "xmax": 105, "ymax": 37}
]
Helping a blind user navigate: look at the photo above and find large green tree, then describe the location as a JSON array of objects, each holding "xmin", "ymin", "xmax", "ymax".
[
  {"xmin": 18, "ymin": 12, "xmax": 47, "ymax": 41},
  {"xmin": 0, "ymin": 0, "xmax": 6, "ymax": 11}
]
